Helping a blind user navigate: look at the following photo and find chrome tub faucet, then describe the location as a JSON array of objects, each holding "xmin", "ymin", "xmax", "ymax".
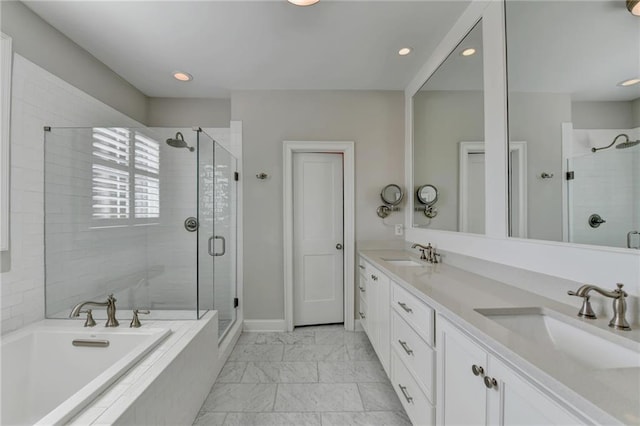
[
  {"xmin": 70, "ymin": 294, "xmax": 119, "ymax": 327},
  {"xmin": 568, "ymin": 283, "xmax": 630, "ymax": 330}
]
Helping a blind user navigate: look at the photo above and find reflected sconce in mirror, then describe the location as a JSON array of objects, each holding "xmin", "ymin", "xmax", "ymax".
[
  {"xmin": 415, "ymin": 184, "xmax": 438, "ymax": 218},
  {"xmin": 377, "ymin": 184, "xmax": 404, "ymax": 218}
]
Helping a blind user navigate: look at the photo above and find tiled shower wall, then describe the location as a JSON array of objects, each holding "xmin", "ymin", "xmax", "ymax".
[{"xmin": 1, "ymin": 54, "xmax": 140, "ymax": 334}]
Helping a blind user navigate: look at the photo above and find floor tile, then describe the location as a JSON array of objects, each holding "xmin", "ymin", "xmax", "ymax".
[
  {"xmin": 241, "ymin": 361, "xmax": 318, "ymax": 383},
  {"xmin": 236, "ymin": 332, "xmax": 259, "ymax": 345},
  {"xmin": 318, "ymin": 361, "xmax": 387, "ymax": 383},
  {"xmin": 201, "ymin": 384, "xmax": 277, "ymax": 412},
  {"xmin": 283, "ymin": 344, "xmax": 348, "ymax": 361},
  {"xmin": 358, "ymin": 382, "xmax": 404, "ymax": 411},
  {"xmin": 255, "ymin": 331, "xmax": 315, "ymax": 345},
  {"xmin": 321, "ymin": 411, "xmax": 411, "ymax": 426},
  {"xmin": 228, "ymin": 344, "xmax": 284, "ymax": 362},
  {"xmin": 216, "ymin": 362, "xmax": 247, "ymax": 383},
  {"xmin": 293, "ymin": 324, "xmax": 345, "ymax": 332},
  {"xmin": 346, "ymin": 342, "xmax": 378, "ymax": 361},
  {"xmin": 315, "ymin": 330, "xmax": 370, "ymax": 346},
  {"xmin": 193, "ymin": 411, "xmax": 227, "ymax": 426},
  {"xmin": 223, "ymin": 412, "xmax": 321, "ymax": 426},
  {"xmin": 274, "ymin": 383, "xmax": 364, "ymax": 412}
]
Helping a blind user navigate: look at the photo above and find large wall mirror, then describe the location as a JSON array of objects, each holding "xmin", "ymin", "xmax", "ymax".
[
  {"xmin": 412, "ymin": 20, "xmax": 485, "ymax": 234},
  {"xmin": 506, "ymin": 1, "xmax": 640, "ymax": 249}
]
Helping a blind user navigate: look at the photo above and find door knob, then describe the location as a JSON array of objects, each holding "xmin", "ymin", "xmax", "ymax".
[{"xmin": 336, "ymin": 243, "xmax": 343, "ymax": 250}]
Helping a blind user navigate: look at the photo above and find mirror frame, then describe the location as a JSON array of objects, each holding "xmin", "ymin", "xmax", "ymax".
[{"xmin": 403, "ymin": 0, "xmax": 639, "ymax": 292}]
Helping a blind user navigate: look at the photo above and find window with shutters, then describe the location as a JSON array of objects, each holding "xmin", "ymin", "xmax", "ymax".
[{"xmin": 92, "ymin": 128, "xmax": 160, "ymax": 226}]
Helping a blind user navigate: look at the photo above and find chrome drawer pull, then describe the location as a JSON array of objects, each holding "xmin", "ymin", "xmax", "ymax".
[
  {"xmin": 398, "ymin": 340, "xmax": 414, "ymax": 356},
  {"xmin": 359, "ymin": 286, "xmax": 366, "ymax": 292},
  {"xmin": 370, "ymin": 274, "xmax": 378, "ymax": 281},
  {"xmin": 359, "ymin": 311, "xmax": 366, "ymax": 319},
  {"xmin": 359, "ymin": 265, "xmax": 365, "ymax": 270},
  {"xmin": 398, "ymin": 384, "xmax": 414, "ymax": 404},
  {"xmin": 397, "ymin": 302, "xmax": 413, "ymax": 313}
]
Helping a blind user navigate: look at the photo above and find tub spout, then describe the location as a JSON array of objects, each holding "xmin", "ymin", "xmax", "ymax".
[{"xmin": 70, "ymin": 294, "xmax": 119, "ymax": 327}]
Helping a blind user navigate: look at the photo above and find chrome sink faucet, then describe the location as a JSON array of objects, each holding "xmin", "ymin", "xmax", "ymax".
[
  {"xmin": 411, "ymin": 243, "xmax": 440, "ymax": 263},
  {"xmin": 568, "ymin": 283, "xmax": 630, "ymax": 330},
  {"xmin": 70, "ymin": 294, "xmax": 119, "ymax": 327}
]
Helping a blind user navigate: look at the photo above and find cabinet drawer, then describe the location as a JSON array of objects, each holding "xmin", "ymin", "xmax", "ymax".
[
  {"xmin": 391, "ymin": 310, "xmax": 434, "ymax": 402},
  {"xmin": 392, "ymin": 282, "xmax": 435, "ymax": 346},
  {"xmin": 392, "ymin": 350, "xmax": 434, "ymax": 426}
]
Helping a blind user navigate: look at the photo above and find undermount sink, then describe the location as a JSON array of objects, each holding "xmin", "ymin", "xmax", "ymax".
[
  {"xmin": 381, "ymin": 258, "xmax": 423, "ymax": 267},
  {"xmin": 476, "ymin": 307, "xmax": 640, "ymax": 370}
]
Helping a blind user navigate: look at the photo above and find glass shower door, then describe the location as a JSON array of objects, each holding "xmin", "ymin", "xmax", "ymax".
[
  {"xmin": 196, "ymin": 130, "xmax": 238, "ymax": 340},
  {"xmin": 213, "ymin": 141, "xmax": 237, "ymax": 340}
]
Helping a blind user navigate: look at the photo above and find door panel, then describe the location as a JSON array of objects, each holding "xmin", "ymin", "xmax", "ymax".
[{"xmin": 293, "ymin": 153, "xmax": 344, "ymax": 326}]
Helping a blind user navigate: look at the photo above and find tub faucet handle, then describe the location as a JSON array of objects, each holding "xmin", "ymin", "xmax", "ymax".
[
  {"xmin": 80, "ymin": 309, "xmax": 96, "ymax": 327},
  {"xmin": 130, "ymin": 309, "xmax": 150, "ymax": 328}
]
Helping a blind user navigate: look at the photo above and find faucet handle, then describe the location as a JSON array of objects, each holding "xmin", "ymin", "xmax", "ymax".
[
  {"xmin": 130, "ymin": 309, "xmax": 150, "ymax": 328},
  {"xmin": 615, "ymin": 283, "xmax": 627, "ymax": 296},
  {"xmin": 80, "ymin": 309, "xmax": 96, "ymax": 327}
]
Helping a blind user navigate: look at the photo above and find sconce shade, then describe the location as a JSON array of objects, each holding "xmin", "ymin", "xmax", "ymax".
[{"xmin": 628, "ymin": 0, "xmax": 640, "ymax": 16}]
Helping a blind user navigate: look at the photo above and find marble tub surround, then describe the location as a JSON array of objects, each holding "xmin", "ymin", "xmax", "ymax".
[
  {"xmin": 360, "ymin": 249, "xmax": 640, "ymax": 425},
  {"xmin": 194, "ymin": 326, "xmax": 410, "ymax": 426}
]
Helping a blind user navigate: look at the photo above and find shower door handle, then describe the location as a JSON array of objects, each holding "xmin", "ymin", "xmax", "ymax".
[{"xmin": 212, "ymin": 235, "xmax": 226, "ymax": 257}]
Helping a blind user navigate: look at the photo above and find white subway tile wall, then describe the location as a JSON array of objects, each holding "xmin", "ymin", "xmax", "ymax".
[{"xmin": 1, "ymin": 55, "xmax": 141, "ymax": 334}]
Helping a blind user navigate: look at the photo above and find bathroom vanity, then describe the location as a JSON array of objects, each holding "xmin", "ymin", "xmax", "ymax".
[{"xmin": 359, "ymin": 250, "xmax": 640, "ymax": 426}]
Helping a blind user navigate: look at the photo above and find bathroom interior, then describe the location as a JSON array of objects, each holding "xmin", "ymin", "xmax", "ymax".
[{"xmin": 0, "ymin": 0, "xmax": 638, "ymax": 425}]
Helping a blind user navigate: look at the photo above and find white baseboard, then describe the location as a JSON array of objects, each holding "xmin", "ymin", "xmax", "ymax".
[
  {"xmin": 354, "ymin": 319, "xmax": 364, "ymax": 332},
  {"xmin": 243, "ymin": 319, "xmax": 287, "ymax": 332}
]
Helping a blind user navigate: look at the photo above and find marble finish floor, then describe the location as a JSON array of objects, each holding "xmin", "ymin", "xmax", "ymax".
[{"xmin": 194, "ymin": 325, "xmax": 410, "ymax": 426}]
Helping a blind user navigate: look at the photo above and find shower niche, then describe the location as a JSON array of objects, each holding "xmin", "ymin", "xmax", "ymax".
[{"xmin": 44, "ymin": 125, "xmax": 240, "ymax": 340}]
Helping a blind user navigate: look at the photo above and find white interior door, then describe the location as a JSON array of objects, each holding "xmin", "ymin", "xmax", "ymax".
[
  {"xmin": 293, "ymin": 152, "xmax": 344, "ymax": 326},
  {"xmin": 466, "ymin": 152, "xmax": 486, "ymax": 234}
]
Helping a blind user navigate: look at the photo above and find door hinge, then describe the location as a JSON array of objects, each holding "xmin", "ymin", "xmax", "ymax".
[
  {"xmin": 234, "ymin": 297, "xmax": 239, "ymax": 308},
  {"xmin": 234, "ymin": 172, "xmax": 239, "ymax": 181},
  {"xmin": 566, "ymin": 171, "xmax": 575, "ymax": 180}
]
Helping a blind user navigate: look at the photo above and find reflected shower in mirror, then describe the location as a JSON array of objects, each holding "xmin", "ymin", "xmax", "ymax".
[
  {"xmin": 506, "ymin": 1, "xmax": 640, "ymax": 249},
  {"xmin": 412, "ymin": 20, "xmax": 484, "ymax": 233}
]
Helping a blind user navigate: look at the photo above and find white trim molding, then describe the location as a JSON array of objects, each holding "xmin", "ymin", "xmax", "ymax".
[
  {"xmin": 1, "ymin": 33, "xmax": 12, "ymax": 252},
  {"xmin": 283, "ymin": 141, "xmax": 356, "ymax": 332}
]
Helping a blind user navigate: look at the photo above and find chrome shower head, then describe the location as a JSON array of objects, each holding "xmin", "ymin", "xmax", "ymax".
[
  {"xmin": 166, "ymin": 132, "xmax": 195, "ymax": 152},
  {"xmin": 592, "ymin": 134, "xmax": 639, "ymax": 153}
]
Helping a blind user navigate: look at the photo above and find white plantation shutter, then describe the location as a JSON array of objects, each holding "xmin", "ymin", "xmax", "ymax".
[
  {"xmin": 92, "ymin": 164, "xmax": 130, "ymax": 219},
  {"xmin": 91, "ymin": 128, "xmax": 160, "ymax": 224},
  {"xmin": 135, "ymin": 174, "xmax": 159, "ymax": 219}
]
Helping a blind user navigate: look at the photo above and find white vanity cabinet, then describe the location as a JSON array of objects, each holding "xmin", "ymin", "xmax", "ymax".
[
  {"xmin": 361, "ymin": 259, "xmax": 390, "ymax": 373},
  {"xmin": 437, "ymin": 316, "xmax": 585, "ymax": 426}
]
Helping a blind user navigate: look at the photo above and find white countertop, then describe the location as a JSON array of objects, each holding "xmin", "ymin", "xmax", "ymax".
[{"xmin": 359, "ymin": 249, "xmax": 640, "ymax": 426}]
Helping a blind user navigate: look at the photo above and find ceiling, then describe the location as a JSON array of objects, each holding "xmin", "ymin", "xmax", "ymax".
[{"xmin": 22, "ymin": 0, "xmax": 470, "ymax": 99}]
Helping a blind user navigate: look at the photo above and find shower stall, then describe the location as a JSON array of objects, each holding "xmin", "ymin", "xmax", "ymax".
[{"xmin": 44, "ymin": 126, "xmax": 239, "ymax": 340}]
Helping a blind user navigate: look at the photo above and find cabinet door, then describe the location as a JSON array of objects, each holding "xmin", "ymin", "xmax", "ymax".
[
  {"xmin": 437, "ymin": 317, "xmax": 489, "ymax": 425},
  {"xmin": 365, "ymin": 265, "xmax": 378, "ymax": 349},
  {"xmin": 487, "ymin": 357, "xmax": 584, "ymax": 426}
]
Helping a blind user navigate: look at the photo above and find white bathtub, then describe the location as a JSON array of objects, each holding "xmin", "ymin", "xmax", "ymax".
[{"xmin": 1, "ymin": 320, "xmax": 171, "ymax": 426}]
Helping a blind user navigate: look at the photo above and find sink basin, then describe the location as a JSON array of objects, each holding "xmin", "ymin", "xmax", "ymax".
[
  {"xmin": 476, "ymin": 307, "xmax": 640, "ymax": 370},
  {"xmin": 382, "ymin": 258, "xmax": 423, "ymax": 267}
]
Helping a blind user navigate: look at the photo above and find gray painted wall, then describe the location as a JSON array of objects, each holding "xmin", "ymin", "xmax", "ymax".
[
  {"xmin": 572, "ymin": 100, "xmax": 636, "ymax": 130},
  {"xmin": 147, "ymin": 98, "xmax": 231, "ymax": 128},
  {"xmin": 1, "ymin": 1, "xmax": 148, "ymax": 124},
  {"xmin": 232, "ymin": 90, "xmax": 404, "ymax": 321},
  {"xmin": 632, "ymin": 98, "xmax": 640, "ymax": 129}
]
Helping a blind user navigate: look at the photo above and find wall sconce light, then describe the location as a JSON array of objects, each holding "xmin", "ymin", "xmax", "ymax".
[{"xmin": 627, "ymin": 0, "xmax": 640, "ymax": 16}]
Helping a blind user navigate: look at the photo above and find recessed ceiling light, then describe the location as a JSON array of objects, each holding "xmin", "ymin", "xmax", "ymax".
[
  {"xmin": 173, "ymin": 71, "xmax": 193, "ymax": 82},
  {"xmin": 287, "ymin": 0, "xmax": 319, "ymax": 6},
  {"xmin": 461, "ymin": 48, "xmax": 476, "ymax": 57},
  {"xmin": 398, "ymin": 47, "xmax": 412, "ymax": 56},
  {"xmin": 619, "ymin": 78, "xmax": 640, "ymax": 87},
  {"xmin": 627, "ymin": 0, "xmax": 640, "ymax": 16}
]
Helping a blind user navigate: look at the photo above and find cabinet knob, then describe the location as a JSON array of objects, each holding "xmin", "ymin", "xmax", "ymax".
[
  {"xmin": 484, "ymin": 376, "xmax": 498, "ymax": 389},
  {"xmin": 358, "ymin": 265, "xmax": 365, "ymax": 270},
  {"xmin": 370, "ymin": 274, "xmax": 378, "ymax": 281},
  {"xmin": 397, "ymin": 302, "xmax": 413, "ymax": 313},
  {"xmin": 359, "ymin": 311, "xmax": 366, "ymax": 319},
  {"xmin": 359, "ymin": 286, "xmax": 366, "ymax": 292},
  {"xmin": 471, "ymin": 364, "xmax": 484, "ymax": 376}
]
